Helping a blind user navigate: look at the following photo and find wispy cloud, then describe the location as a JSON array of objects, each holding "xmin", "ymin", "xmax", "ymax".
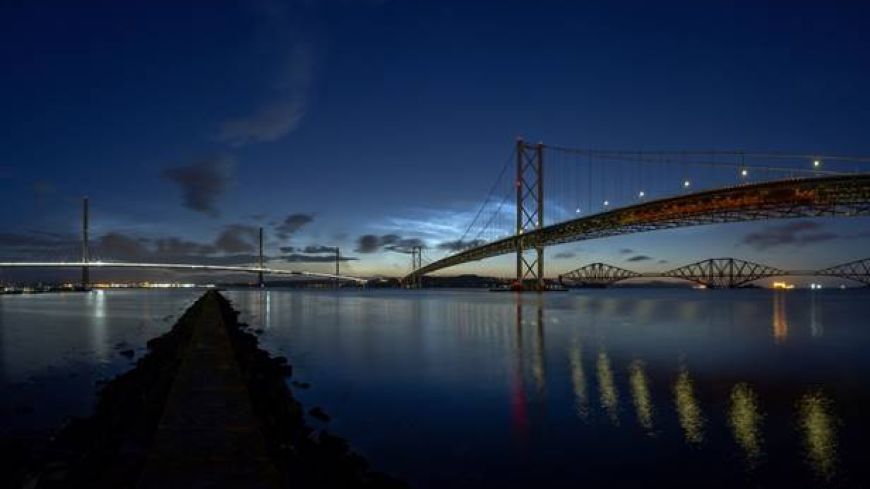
[
  {"xmin": 162, "ymin": 155, "xmax": 235, "ymax": 217},
  {"xmin": 741, "ymin": 221, "xmax": 839, "ymax": 251},
  {"xmin": 0, "ymin": 224, "xmax": 279, "ymax": 265},
  {"xmin": 355, "ymin": 234, "xmax": 425, "ymax": 254},
  {"xmin": 215, "ymin": 224, "xmax": 259, "ymax": 253},
  {"xmin": 626, "ymin": 255, "xmax": 652, "ymax": 262},
  {"xmin": 437, "ymin": 239, "xmax": 486, "ymax": 252},
  {"xmin": 274, "ymin": 213, "xmax": 314, "ymax": 240},
  {"xmin": 283, "ymin": 253, "xmax": 357, "ymax": 263},
  {"xmin": 216, "ymin": 45, "xmax": 313, "ymax": 146}
]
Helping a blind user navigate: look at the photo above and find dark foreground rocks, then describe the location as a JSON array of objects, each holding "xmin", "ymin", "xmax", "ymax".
[{"xmin": 8, "ymin": 290, "xmax": 407, "ymax": 489}]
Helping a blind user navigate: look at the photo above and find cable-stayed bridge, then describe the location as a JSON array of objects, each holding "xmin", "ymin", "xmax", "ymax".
[
  {"xmin": 558, "ymin": 257, "xmax": 870, "ymax": 288},
  {"xmin": 405, "ymin": 140, "xmax": 870, "ymax": 289},
  {"xmin": 0, "ymin": 262, "xmax": 366, "ymax": 285},
  {"xmin": 0, "ymin": 197, "xmax": 366, "ymax": 286}
]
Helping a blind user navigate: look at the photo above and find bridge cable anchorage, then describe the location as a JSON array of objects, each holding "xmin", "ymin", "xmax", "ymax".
[{"xmin": 406, "ymin": 141, "xmax": 870, "ymax": 284}]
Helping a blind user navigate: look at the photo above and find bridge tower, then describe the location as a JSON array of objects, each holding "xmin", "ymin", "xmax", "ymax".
[
  {"xmin": 515, "ymin": 139, "xmax": 544, "ymax": 291},
  {"xmin": 334, "ymin": 247, "xmax": 340, "ymax": 289},
  {"xmin": 410, "ymin": 245, "xmax": 423, "ymax": 289},
  {"xmin": 257, "ymin": 227, "xmax": 264, "ymax": 288},
  {"xmin": 81, "ymin": 196, "xmax": 90, "ymax": 289}
]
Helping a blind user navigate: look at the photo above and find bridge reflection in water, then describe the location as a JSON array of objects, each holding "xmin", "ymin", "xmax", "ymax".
[{"xmin": 452, "ymin": 292, "xmax": 841, "ymax": 481}]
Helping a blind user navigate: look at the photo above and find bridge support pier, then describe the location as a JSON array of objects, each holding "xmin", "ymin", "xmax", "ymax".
[{"xmin": 515, "ymin": 139, "xmax": 545, "ymax": 291}]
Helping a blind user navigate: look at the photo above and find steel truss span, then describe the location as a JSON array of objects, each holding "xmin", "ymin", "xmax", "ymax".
[
  {"xmin": 815, "ymin": 258, "xmax": 870, "ymax": 286},
  {"xmin": 406, "ymin": 174, "xmax": 870, "ymax": 281},
  {"xmin": 559, "ymin": 257, "xmax": 870, "ymax": 288},
  {"xmin": 0, "ymin": 262, "xmax": 367, "ymax": 284},
  {"xmin": 559, "ymin": 262, "xmax": 641, "ymax": 287}
]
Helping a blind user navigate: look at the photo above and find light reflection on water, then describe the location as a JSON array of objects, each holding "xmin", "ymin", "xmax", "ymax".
[
  {"xmin": 0, "ymin": 287, "xmax": 864, "ymax": 488},
  {"xmin": 225, "ymin": 288, "xmax": 870, "ymax": 488},
  {"xmin": 729, "ymin": 382, "xmax": 764, "ymax": 463},
  {"xmin": 628, "ymin": 359, "xmax": 654, "ymax": 434},
  {"xmin": 674, "ymin": 366, "xmax": 705, "ymax": 445},
  {"xmin": 0, "ymin": 289, "xmax": 200, "ymax": 434},
  {"xmin": 798, "ymin": 390, "xmax": 838, "ymax": 479},
  {"xmin": 568, "ymin": 340, "xmax": 588, "ymax": 419},
  {"xmin": 773, "ymin": 291, "xmax": 789, "ymax": 343},
  {"xmin": 596, "ymin": 349, "xmax": 620, "ymax": 425}
]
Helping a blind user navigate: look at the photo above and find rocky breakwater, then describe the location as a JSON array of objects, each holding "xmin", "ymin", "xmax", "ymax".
[{"xmin": 16, "ymin": 290, "xmax": 406, "ymax": 489}]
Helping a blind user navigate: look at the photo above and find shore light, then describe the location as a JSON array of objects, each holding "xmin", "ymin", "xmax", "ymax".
[
  {"xmin": 638, "ymin": 190, "xmax": 645, "ymax": 198},
  {"xmin": 813, "ymin": 160, "xmax": 821, "ymax": 168},
  {"xmin": 683, "ymin": 180, "xmax": 691, "ymax": 188},
  {"xmin": 741, "ymin": 169, "xmax": 748, "ymax": 177},
  {"xmin": 603, "ymin": 200, "xmax": 610, "ymax": 207}
]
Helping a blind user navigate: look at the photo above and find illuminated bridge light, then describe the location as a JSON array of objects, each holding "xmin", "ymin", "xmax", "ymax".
[
  {"xmin": 638, "ymin": 190, "xmax": 645, "ymax": 198},
  {"xmin": 741, "ymin": 169, "xmax": 749, "ymax": 177},
  {"xmin": 603, "ymin": 200, "xmax": 610, "ymax": 207},
  {"xmin": 575, "ymin": 207, "xmax": 581, "ymax": 213},
  {"xmin": 683, "ymin": 180, "xmax": 691, "ymax": 188},
  {"xmin": 813, "ymin": 159, "xmax": 822, "ymax": 168}
]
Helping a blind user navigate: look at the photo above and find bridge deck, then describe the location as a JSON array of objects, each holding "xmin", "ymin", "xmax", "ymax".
[
  {"xmin": 407, "ymin": 173, "xmax": 870, "ymax": 280},
  {"xmin": 137, "ymin": 291, "xmax": 280, "ymax": 489}
]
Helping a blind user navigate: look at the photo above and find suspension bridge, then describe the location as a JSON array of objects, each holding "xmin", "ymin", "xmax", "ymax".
[
  {"xmin": 558, "ymin": 257, "xmax": 870, "ymax": 288},
  {"xmin": 404, "ymin": 140, "xmax": 870, "ymax": 290}
]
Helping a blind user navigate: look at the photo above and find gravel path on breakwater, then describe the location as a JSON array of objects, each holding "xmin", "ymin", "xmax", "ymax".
[{"xmin": 6, "ymin": 290, "xmax": 407, "ymax": 489}]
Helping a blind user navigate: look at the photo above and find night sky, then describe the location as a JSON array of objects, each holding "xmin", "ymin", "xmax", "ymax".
[{"xmin": 2, "ymin": 1, "xmax": 870, "ymax": 281}]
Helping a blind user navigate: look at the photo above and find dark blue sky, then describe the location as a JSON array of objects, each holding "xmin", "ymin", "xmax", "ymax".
[{"xmin": 2, "ymin": 1, "xmax": 870, "ymax": 279}]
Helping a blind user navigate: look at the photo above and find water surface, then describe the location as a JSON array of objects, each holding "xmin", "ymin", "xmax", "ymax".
[
  {"xmin": 2, "ymin": 287, "xmax": 868, "ymax": 488},
  {"xmin": 225, "ymin": 288, "xmax": 870, "ymax": 488},
  {"xmin": 0, "ymin": 289, "xmax": 200, "ymax": 434}
]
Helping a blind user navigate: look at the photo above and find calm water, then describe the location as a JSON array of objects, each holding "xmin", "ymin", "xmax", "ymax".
[
  {"xmin": 1, "ymin": 288, "xmax": 869, "ymax": 488},
  {"xmin": 224, "ymin": 288, "xmax": 870, "ymax": 489},
  {"xmin": 0, "ymin": 289, "xmax": 200, "ymax": 434}
]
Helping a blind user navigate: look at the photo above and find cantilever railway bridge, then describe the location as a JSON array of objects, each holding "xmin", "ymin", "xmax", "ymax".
[
  {"xmin": 405, "ymin": 141, "xmax": 870, "ymax": 289},
  {"xmin": 558, "ymin": 257, "xmax": 870, "ymax": 288}
]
